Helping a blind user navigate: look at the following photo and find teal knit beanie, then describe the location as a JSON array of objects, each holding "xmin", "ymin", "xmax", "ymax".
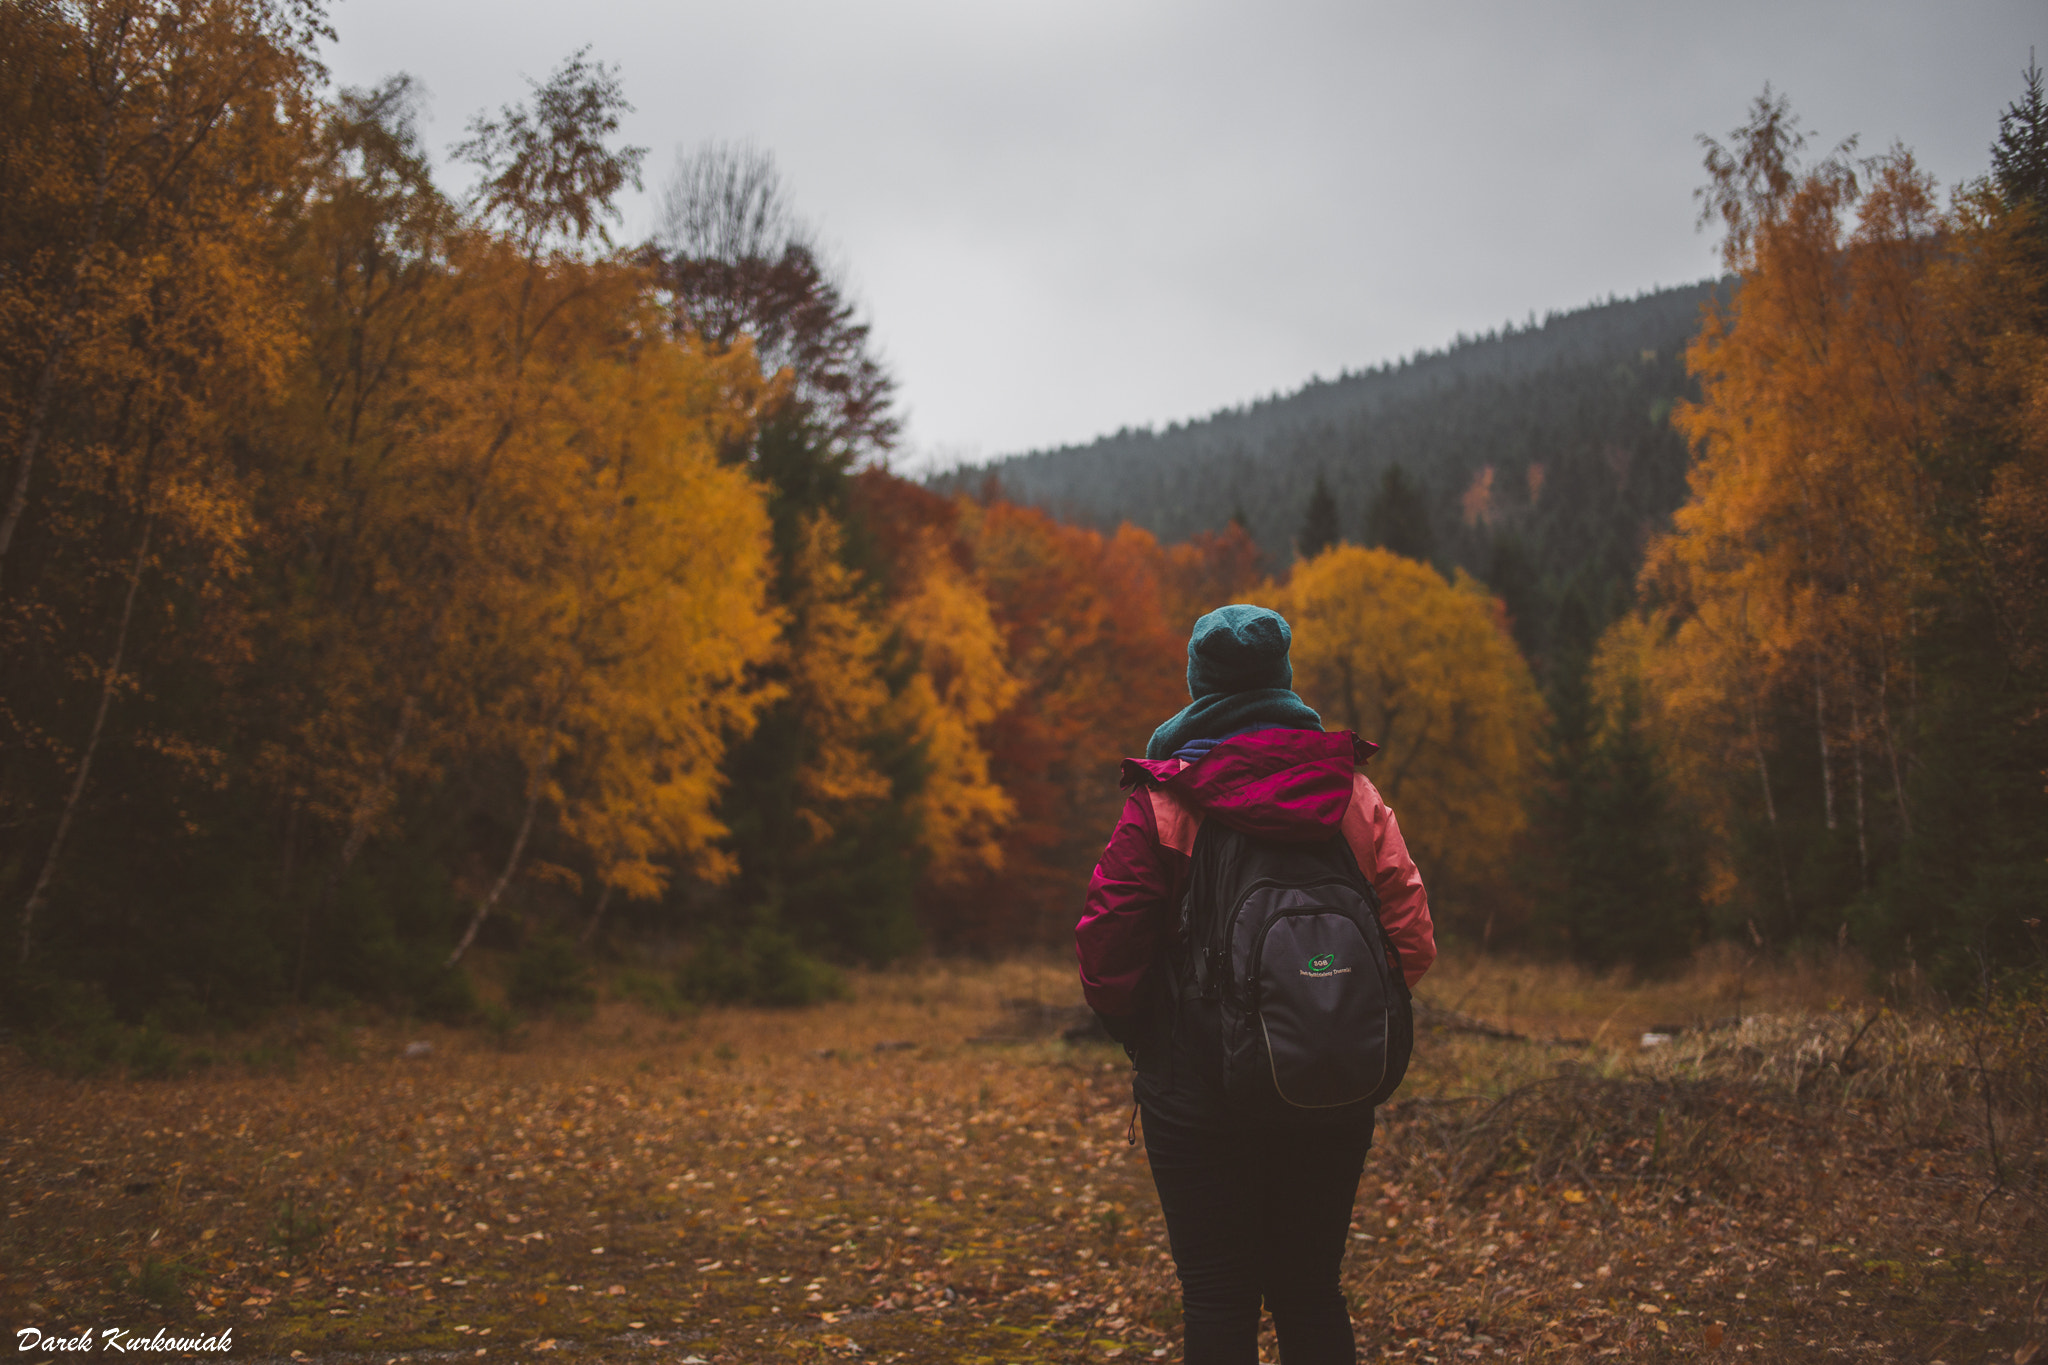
[{"xmin": 1185, "ymin": 604, "xmax": 1293, "ymax": 699}]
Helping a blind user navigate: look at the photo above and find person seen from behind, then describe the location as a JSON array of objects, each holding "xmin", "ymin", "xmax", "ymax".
[{"xmin": 1075, "ymin": 603, "xmax": 1436, "ymax": 1364}]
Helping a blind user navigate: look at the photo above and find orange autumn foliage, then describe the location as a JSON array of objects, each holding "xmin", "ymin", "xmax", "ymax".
[
  {"xmin": 1618, "ymin": 87, "xmax": 2048, "ymax": 973},
  {"xmin": 845, "ymin": 476, "xmax": 1272, "ymax": 948},
  {"xmin": 1637, "ymin": 127, "xmax": 1957, "ymax": 895},
  {"xmin": 836, "ymin": 473, "xmax": 1021, "ymax": 889},
  {"xmin": 253, "ymin": 67, "xmax": 783, "ymax": 971},
  {"xmin": 1155, "ymin": 522, "xmax": 1266, "ymax": 637},
  {"xmin": 912, "ymin": 504, "xmax": 1178, "ymax": 948},
  {"xmin": 2, "ymin": 0, "xmax": 329, "ymax": 960}
]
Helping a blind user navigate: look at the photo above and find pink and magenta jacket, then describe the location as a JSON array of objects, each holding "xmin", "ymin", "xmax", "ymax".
[{"xmin": 1076, "ymin": 728, "xmax": 1436, "ymax": 1020}]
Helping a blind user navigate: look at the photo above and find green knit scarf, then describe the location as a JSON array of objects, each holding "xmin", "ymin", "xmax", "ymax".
[{"xmin": 1145, "ymin": 687, "xmax": 1324, "ymax": 760}]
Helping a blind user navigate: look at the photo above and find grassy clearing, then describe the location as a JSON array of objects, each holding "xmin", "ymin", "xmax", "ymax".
[{"xmin": 2, "ymin": 954, "xmax": 2042, "ymax": 1363}]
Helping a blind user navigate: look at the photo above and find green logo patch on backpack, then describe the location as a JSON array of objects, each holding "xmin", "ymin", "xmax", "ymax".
[{"xmin": 1302, "ymin": 951, "xmax": 1348, "ymax": 977}]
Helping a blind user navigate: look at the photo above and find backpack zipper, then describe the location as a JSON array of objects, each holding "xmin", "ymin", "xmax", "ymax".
[{"xmin": 1259, "ymin": 1007, "xmax": 1391, "ymax": 1107}]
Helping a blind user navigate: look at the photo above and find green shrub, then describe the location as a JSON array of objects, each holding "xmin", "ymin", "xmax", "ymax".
[
  {"xmin": 320, "ymin": 1022, "xmax": 361, "ymax": 1063},
  {"xmin": 113, "ymin": 1255, "xmax": 192, "ymax": 1306},
  {"xmin": 126, "ymin": 1019, "xmax": 186, "ymax": 1081},
  {"xmin": 19, "ymin": 982, "xmax": 126, "ymax": 1078},
  {"xmin": 416, "ymin": 964, "xmax": 478, "ymax": 1023},
  {"xmin": 678, "ymin": 923, "xmax": 847, "ymax": 1008},
  {"xmin": 17, "ymin": 988, "xmax": 217, "ymax": 1080},
  {"xmin": 613, "ymin": 967, "xmax": 691, "ymax": 1020},
  {"xmin": 241, "ymin": 1038, "xmax": 299, "ymax": 1078},
  {"xmin": 319, "ymin": 852, "xmax": 474, "ymax": 1020},
  {"xmin": 147, "ymin": 1255, "xmax": 193, "ymax": 1304},
  {"xmin": 508, "ymin": 934, "xmax": 595, "ymax": 1016},
  {"xmin": 477, "ymin": 998, "xmax": 523, "ymax": 1049}
]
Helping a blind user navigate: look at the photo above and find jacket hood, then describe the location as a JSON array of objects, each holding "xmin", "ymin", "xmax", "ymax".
[{"xmin": 1119, "ymin": 728, "xmax": 1378, "ymax": 842}]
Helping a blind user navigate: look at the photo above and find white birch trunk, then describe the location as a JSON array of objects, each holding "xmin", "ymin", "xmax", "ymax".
[{"xmin": 18, "ymin": 515, "xmax": 151, "ymax": 964}]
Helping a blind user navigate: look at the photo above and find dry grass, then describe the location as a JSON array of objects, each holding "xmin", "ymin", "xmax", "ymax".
[
  {"xmin": 1415, "ymin": 942, "xmax": 1877, "ymax": 1051},
  {"xmin": 2, "ymin": 953, "xmax": 2043, "ymax": 1364}
]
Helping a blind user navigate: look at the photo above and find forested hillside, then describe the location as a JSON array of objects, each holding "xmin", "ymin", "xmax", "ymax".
[{"xmin": 938, "ymin": 281, "xmax": 1727, "ymax": 674}]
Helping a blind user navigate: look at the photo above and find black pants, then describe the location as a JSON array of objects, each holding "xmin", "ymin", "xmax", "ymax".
[{"xmin": 1140, "ymin": 1104, "xmax": 1373, "ymax": 1365}]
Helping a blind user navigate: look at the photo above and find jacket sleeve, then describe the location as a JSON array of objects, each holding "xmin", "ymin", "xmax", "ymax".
[
  {"xmin": 1075, "ymin": 789, "xmax": 1176, "ymax": 1019},
  {"xmin": 1340, "ymin": 773, "xmax": 1437, "ymax": 989}
]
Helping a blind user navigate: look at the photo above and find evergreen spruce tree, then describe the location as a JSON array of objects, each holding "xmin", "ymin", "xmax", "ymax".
[
  {"xmin": 1844, "ymin": 58, "xmax": 2048, "ymax": 992},
  {"xmin": 1297, "ymin": 473, "xmax": 1340, "ymax": 559},
  {"xmin": 1484, "ymin": 530, "xmax": 1541, "ymax": 662},
  {"xmin": 1532, "ymin": 660, "xmax": 1700, "ymax": 972},
  {"xmin": 1527, "ymin": 657, "xmax": 1598, "ymax": 956},
  {"xmin": 710, "ymin": 412, "xmax": 926, "ymax": 969},
  {"xmin": 1992, "ymin": 56, "xmax": 2048, "ymax": 301},
  {"xmin": 654, "ymin": 149, "xmax": 926, "ymax": 980},
  {"xmin": 1363, "ymin": 464, "xmax": 1436, "ymax": 563},
  {"xmin": 1992, "ymin": 55, "xmax": 2048, "ymax": 214}
]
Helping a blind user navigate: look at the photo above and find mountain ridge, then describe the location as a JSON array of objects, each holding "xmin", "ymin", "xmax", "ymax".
[{"xmin": 932, "ymin": 278, "xmax": 1731, "ymax": 675}]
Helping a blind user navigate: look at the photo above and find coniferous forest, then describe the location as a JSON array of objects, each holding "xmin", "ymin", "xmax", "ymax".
[
  {"xmin": 937, "ymin": 279, "xmax": 1725, "ymax": 681},
  {"xmin": 3, "ymin": 0, "xmax": 2046, "ymax": 1049}
]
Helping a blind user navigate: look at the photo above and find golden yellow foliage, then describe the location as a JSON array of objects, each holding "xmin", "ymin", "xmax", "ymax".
[
  {"xmin": 1642, "ymin": 145, "xmax": 1959, "ymax": 883},
  {"xmin": 782, "ymin": 511, "xmax": 896, "ymax": 845},
  {"xmin": 536, "ymin": 320, "xmax": 782, "ymax": 897},
  {"xmin": 884, "ymin": 531, "xmax": 1018, "ymax": 884},
  {"xmin": 928, "ymin": 499, "xmax": 1186, "ymax": 947},
  {"xmin": 1269, "ymin": 545, "xmax": 1545, "ymax": 907},
  {"xmin": 269, "ymin": 153, "xmax": 781, "ymax": 951},
  {"xmin": 0, "ymin": 0, "xmax": 322, "ymax": 578},
  {"xmin": 1, "ymin": 0, "xmax": 327, "ymax": 958}
]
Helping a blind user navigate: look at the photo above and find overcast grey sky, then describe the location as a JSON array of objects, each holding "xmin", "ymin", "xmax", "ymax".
[{"xmin": 325, "ymin": 0, "xmax": 2043, "ymax": 471}]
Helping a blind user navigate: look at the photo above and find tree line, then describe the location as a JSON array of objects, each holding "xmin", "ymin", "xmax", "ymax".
[
  {"xmin": 938, "ymin": 280, "xmax": 1729, "ymax": 686},
  {"xmin": 1569, "ymin": 80, "xmax": 2048, "ymax": 993},
  {"xmin": 3, "ymin": 1, "xmax": 2041, "ymax": 1038},
  {"xmin": 0, "ymin": 0, "xmax": 1296, "ymax": 1025}
]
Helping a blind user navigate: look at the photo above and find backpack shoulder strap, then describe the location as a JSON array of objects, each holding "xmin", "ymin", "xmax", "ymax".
[{"xmin": 1177, "ymin": 815, "xmax": 1231, "ymax": 999}]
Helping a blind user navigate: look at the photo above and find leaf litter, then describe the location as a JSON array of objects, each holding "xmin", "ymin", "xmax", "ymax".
[{"xmin": 0, "ymin": 958, "xmax": 2040, "ymax": 1362}]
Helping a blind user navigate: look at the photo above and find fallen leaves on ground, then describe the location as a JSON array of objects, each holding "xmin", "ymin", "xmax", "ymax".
[{"xmin": 0, "ymin": 959, "xmax": 2040, "ymax": 1363}]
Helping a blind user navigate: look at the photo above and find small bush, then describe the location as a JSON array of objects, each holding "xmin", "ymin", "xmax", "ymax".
[
  {"xmin": 614, "ymin": 967, "xmax": 692, "ymax": 1020},
  {"xmin": 241, "ymin": 1038, "xmax": 299, "ymax": 1078},
  {"xmin": 321, "ymin": 1022, "xmax": 362, "ymax": 1063},
  {"xmin": 19, "ymin": 981, "xmax": 126, "ymax": 1078},
  {"xmin": 18, "ymin": 988, "xmax": 215, "ymax": 1080},
  {"xmin": 416, "ymin": 964, "xmax": 479, "ymax": 1023},
  {"xmin": 678, "ymin": 923, "xmax": 847, "ymax": 1008},
  {"xmin": 508, "ymin": 934, "xmax": 595, "ymax": 1016},
  {"xmin": 114, "ymin": 1254, "xmax": 192, "ymax": 1306},
  {"xmin": 126, "ymin": 1019, "xmax": 187, "ymax": 1081},
  {"xmin": 477, "ymin": 998, "xmax": 523, "ymax": 1049}
]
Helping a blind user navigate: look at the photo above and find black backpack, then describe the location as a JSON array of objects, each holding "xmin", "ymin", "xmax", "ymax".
[{"xmin": 1172, "ymin": 819, "xmax": 1413, "ymax": 1112}]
